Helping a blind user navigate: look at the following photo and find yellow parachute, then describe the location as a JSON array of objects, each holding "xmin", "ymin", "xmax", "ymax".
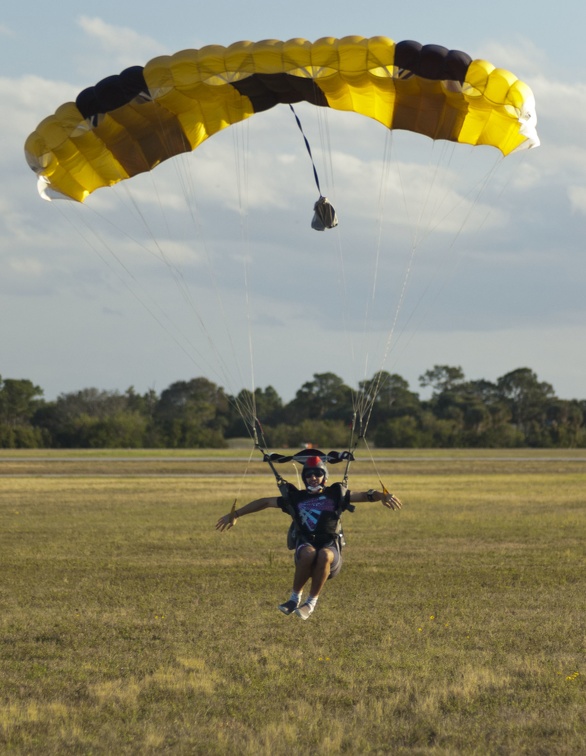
[{"xmin": 24, "ymin": 36, "xmax": 539, "ymax": 202}]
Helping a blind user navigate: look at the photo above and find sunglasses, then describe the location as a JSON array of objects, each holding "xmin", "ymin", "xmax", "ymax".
[{"xmin": 305, "ymin": 471, "xmax": 325, "ymax": 478}]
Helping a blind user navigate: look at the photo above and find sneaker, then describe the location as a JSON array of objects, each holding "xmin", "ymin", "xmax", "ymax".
[
  {"xmin": 278, "ymin": 599, "xmax": 298, "ymax": 615},
  {"xmin": 294, "ymin": 602, "xmax": 315, "ymax": 620}
]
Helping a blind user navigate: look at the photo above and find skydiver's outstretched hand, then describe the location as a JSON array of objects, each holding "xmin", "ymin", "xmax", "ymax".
[
  {"xmin": 382, "ymin": 491, "xmax": 402, "ymax": 510},
  {"xmin": 215, "ymin": 513, "xmax": 237, "ymax": 531}
]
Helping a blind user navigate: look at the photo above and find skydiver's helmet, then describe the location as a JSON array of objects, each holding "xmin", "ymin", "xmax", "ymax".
[{"xmin": 302, "ymin": 456, "xmax": 328, "ymax": 493}]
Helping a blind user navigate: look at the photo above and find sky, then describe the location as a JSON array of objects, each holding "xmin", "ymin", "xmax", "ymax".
[{"xmin": 2, "ymin": 2, "xmax": 586, "ymax": 404}]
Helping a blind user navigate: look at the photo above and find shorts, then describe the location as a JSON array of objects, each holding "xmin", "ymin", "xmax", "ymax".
[{"xmin": 295, "ymin": 539, "xmax": 342, "ymax": 580}]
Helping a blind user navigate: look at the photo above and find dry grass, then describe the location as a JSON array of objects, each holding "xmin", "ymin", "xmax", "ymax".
[{"xmin": 0, "ymin": 452, "xmax": 584, "ymax": 754}]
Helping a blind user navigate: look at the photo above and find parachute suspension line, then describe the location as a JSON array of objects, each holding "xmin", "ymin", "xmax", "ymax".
[
  {"xmin": 360, "ymin": 369, "xmax": 391, "ymax": 441},
  {"xmin": 232, "ymin": 120, "xmax": 258, "ymax": 405},
  {"xmin": 217, "ymin": 120, "xmax": 264, "ymax": 515},
  {"xmin": 119, "ymin": 183, "xmax": 254, "ymax": 402},
  {"xmin": 177, "ymin": 144, "xmax": 261, "ymax": 484},
  {"xmin": 341, "ymin": 410, "xmax": 360, "ymax": 488},
  {"xmin": 356, "ymin": 130, "xmax": 394, "ymax": 391},
  {"xmin": 308, "ymin": 104, "xmax": 357, "ymax": 373},
  {"xmin": 313, "ymin": 101, "xmax": 338, "ymax": 203},
  {"xmin": 251, "ymin": 417, "xmax": 291, "ymax": 497},
  {"xmin": 356, "ymin": 144, "xmax": 509, "ymax": 438},
  {"xmin": 229, "ymin": 441, "xmax": 259, "ymax": 525},
  {"xmin": 348, "ymin": 131, "xmax": 400, "ymax": 433},
  {"xmin": 378, "ymin": 148, "xmax": 507, "ymax": 373},
  {"xmin": 119, "ymin": 183, "xmax": 227, "ymax": 351},
  {"xmin": 286, "ymin": 105, "xmax": 364, "ymax": 483},
  {"xmin": 67, "ymin": 204, "xmax": 258, "ymax": 438},
  {"xmin": 352, "ymin": 137, "xmax": 454, "ymax": 444},
  {"xmin": 69, "ymin": 204, "xmax": 262, "ymax": 443},
  {"xmin": 363, "ymin": 141, "xmax": 459, "ymax": 422},
  {"xmin": 355, "ymin": 136, "xmax": 459, "ymax": 429},
  {"xmin": 241, "ymin": 256, "xmax": 258, "ymax": 424},
  {"xmin": 141, "ymin": 117, "xmax": 258, "ymax": 434},
  {"xmin": 131, "ymin": 103, "xmax": 258, "ymax": 415},
  {"xmin": 412, "ymin": 141, "xmax": 453, "ymax": 250},
  {"xmin": 168, "ymin": 148, "xmax": 256, "ymax": 406},
  {"xmin": 350, "ymin": 70, "xmax": 408, "ymax": 437},
  {"xmin": 299, "ymin": 104, "xmax": 388, "ymax": 432},
  {"xmin": 362, "ymin": 435, "xmax": 392, "ymax": 500},
  {"xmin": 226, "ymin": 117, "xmax": 265, "ymax": 441},
  {"xmin": 58, "ymin": 203, "xmax": 233, "ymax": 380},
  {"xmin": 173, "ymin": 154, "xmax": 253, "ymax": 402},
  {"xmin": 76, "ymin": 176, "xmax": 256, "ymax": 438}
]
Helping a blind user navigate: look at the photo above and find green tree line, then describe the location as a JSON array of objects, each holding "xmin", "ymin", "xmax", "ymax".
[{"xmin": 1, "ymin": 366, "xmax": 585, "ymax": 449}]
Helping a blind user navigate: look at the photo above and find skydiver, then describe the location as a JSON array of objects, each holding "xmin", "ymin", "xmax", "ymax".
[{"xmin": 215, "ymin": 455, "xmax": 402, "ymax": 620}]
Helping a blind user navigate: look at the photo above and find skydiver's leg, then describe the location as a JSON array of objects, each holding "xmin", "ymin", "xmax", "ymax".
[
  {"xmin": 279, "ymin": 544, "xmax": 316, "ymax": 615},
  {"xmin": 295, "ymin": 546, "xmax": 336, "ymax": 620},
  {"xmin": 292, "ymin": 544, "xmax": 317, "ymax": 593},
  {"xmin": 308, "ymin": 547, "xmax": 335, "ymax": 597}
]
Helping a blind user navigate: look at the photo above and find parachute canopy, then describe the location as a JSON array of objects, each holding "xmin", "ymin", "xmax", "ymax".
[{"xmin": 25, "ymin": 36, "xmax": 539, "ymax": 202}]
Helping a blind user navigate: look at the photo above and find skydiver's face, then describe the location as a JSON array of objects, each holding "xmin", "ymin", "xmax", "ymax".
[{"xmin": 305, "ymin": 472, "xmax": 325, "ymax": 491}]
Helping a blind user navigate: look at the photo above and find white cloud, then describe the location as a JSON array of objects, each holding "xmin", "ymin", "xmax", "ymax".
[
  {"xmin": 480, "ymin": 37, "xmax": 548, "ymax": 79},
  {"xmin": 533, "ymin": 75, "xmax": 586, "ymax": 125},
  {"xmin": 76, "ymin": 16, "xmax": 166, "ymax": 69},
  {"xmin": 568, "ymin": 186, "xmax": 586, "ymax": 216},
  {"xmin": 1, "ymin": 75, "xmax": 79, "ymax": 155},
  {"xmin": 8, "ymin": 256, "xmax": 44, "ymax": 277}
]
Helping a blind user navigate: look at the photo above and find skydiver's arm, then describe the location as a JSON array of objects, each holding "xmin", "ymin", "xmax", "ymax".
[
  {"xmin": 215, "ymin": 496, "xmax": 280, "ymax": 531},
  {"xmin": 349, "ymin": 489, "xmax": 402, "ymax": 511}
]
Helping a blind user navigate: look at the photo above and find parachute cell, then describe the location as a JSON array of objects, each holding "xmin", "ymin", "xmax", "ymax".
[{"xmin": 24, "ymin": 36, "xmax": 539, "ymax": 202}]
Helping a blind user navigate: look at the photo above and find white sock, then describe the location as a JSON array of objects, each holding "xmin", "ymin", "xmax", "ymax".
[
  {"xmin": 306, "ymin": 595, "xmax": 318, "ymax": 608},
  {"xmin": 290, "ymin": 591, "xmax": 301, "ymax": 605}
]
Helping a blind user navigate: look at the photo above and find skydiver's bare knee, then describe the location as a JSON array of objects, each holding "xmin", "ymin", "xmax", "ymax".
[
  {"xmin": 317, "ymin": 548, "xmax": 334, "ymax": 567},
  {"xmin": 296, "ymin": 544, "xmax": 316, "ymax": 566}
]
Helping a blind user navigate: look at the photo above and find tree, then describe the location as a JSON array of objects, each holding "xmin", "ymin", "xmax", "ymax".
[
  {"xmin": 358, "ymin": 371, "xmax": 422, "ymax": 429},
  {"xmin": 33, "ymin": 387, "xmax": 155, "ymax": 448},
  {"xmin": 373, "ymin": 415, "xmax": 422, "ymax": 448},
  {"xmin": 154, "ymin": 377, "xmax": 229, "ymax": 447},
  {"xmin": 545, "ymin": 399, "xmax": 585, "ymax": 447},
  {"xmin": 496, "ymin": 368, "xmax": 555, "ymax": 445},
  {"xmin": 284, "ymin": 372, "xmax": 353, "ymax": 424},
  {"xmin": 0, "ymin": 377, "xmax": 45, "ymax": 448},
  {"xmin": 0, "ymin": 377, "xmax": 44, "ymax": 426},
  {"xmin": 2, "ymin": 364, "xmax": 582, "ymax": 449},
  {"xmin": 419, "ymin": 365, "xmax": 465, "ymax": 395},
  {"xmin": 225, "ymin": 385, "xmax": 284, "ymax": 438}
]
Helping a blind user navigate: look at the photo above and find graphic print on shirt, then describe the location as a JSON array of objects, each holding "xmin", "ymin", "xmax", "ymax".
[{"xmin": 297, "ymin": 494, "xmax": 336, "ymax": 533}]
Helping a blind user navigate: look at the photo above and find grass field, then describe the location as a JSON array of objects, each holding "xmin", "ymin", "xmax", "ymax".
[{"xmin": 1, "ymin": 450, "xmax": 584, "ymax": 754}]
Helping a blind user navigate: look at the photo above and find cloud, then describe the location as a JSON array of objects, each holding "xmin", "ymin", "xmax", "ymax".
[
  {"xmin": 479, "ymin": 36, "xmax": 549, "ymax": 78},
  {"xmin": 76, "ymin": 16, "xmax": 166, "ymax": 69},
  {"xmin": 568, "ymin": 186, "xmax": 586, "ymax": 216},
  {"xmin": 2, "ymin": 75, "xmax": 79, "ymax": 158}
]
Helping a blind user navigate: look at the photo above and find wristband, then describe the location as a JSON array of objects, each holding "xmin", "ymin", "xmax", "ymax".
[{"xmin": 366, "ymin": 489, "xmax": 376, "ymax": 502}]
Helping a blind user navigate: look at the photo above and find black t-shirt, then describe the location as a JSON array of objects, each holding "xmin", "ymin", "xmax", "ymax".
[{"xmin": 277, "ymin": 483, "xmax": 350, "ymax": 548}]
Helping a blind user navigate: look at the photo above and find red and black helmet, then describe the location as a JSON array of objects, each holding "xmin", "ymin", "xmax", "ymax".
[{"xmin": 302, "ymin": 455, "xmax": 328, "ymax": 482}]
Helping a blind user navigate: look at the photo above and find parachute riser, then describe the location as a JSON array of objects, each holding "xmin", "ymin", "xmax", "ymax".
[
  {"xmin": 342, "ymin": 411, "xmax": 363, "ymax": 488},
  {"xmin": 252, "ymin": 417, "xmax": 288, "ymax": 492}
]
